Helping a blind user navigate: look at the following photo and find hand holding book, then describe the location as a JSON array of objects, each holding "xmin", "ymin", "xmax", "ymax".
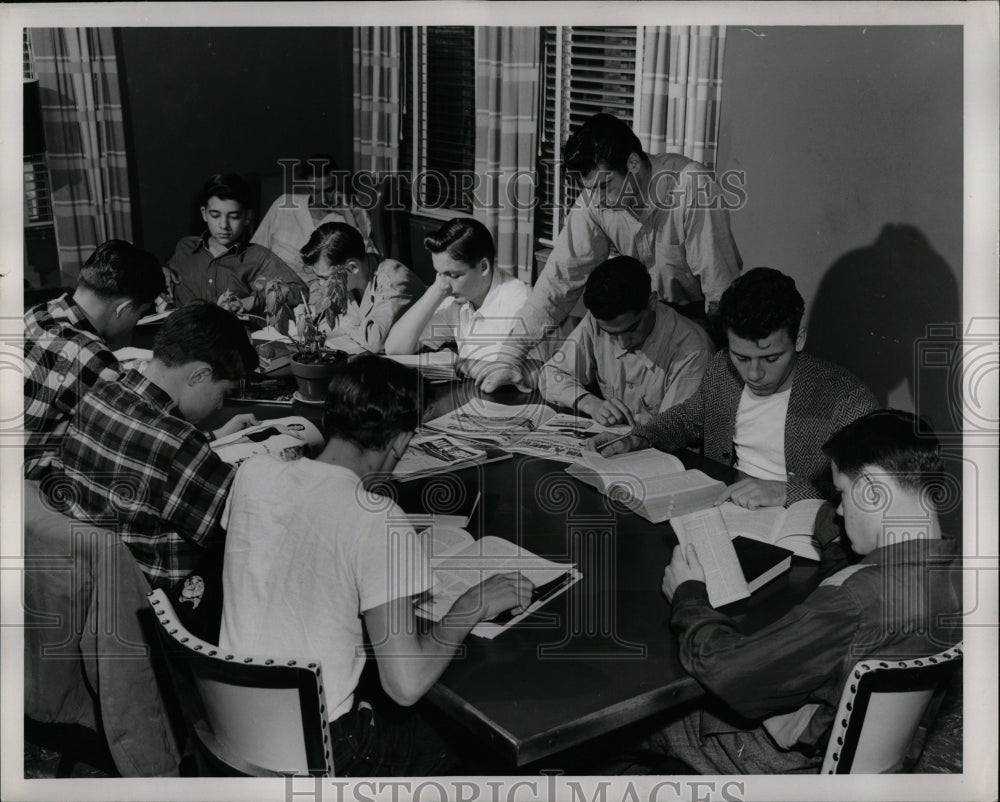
[{"xmin": 662, "ymin": 543, "xmax": 706, "ymax": 601}]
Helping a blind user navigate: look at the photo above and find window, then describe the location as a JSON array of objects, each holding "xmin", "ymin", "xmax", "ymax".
[
  {"xmin": 536, "ymin": 26, "xmax": 640, "ymax": 245},
  {"xmin": 23, "ymin": 29, "xmax": 53, "ymax": 227},
  {"xmin": 411, "ymin": 26, "xmax": 476, "ymax": 216}
]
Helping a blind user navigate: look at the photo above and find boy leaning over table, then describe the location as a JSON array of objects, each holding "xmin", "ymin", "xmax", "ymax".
[
  {"xmin": 49, "ymin": 303, "xmax": 260, "ymax": 590},
  {"xmin": 607, "ymin": 410, "xmax": 962, "ymax": 774},
  {"xmin": 217, "ymin": 354, "xmax": 534, "ymax": 776},
  {"xmin": 24, "ymin": 239, "xmax": 164, "ymax": 480},
  {"xmin": 538, "ymin": 254, "xmax": 714, "ymax": 427},
  {"xmin": 590, "ymin": 267, "xmax": 879, "ymax": 509}
]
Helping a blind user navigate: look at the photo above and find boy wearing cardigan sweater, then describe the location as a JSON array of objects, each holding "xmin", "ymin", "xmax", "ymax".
[{"xmin": 590, "ymin": 267, "xmax": 878, "ymax": 508}]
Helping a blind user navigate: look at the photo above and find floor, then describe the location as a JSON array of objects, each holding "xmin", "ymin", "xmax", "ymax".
[{"xmin": 22, "ymin": 670, "xmax": 964, "ymax": 779}]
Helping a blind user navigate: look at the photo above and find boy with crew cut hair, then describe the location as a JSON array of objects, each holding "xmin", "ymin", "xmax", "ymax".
[
  {"xmin": 166, "ymin": 173, "xmax": 307, "ymax": 313},
  {"xmin": 219, "ymin": 353, "xmax": 533, "ymax": 776},
  {"xmin": 591, "ymin": 267, "xmax": 879, "ymax": 508},
  {"xmin": 539, "ymin": 255, "xmax": 714, "ymax": 425},
  {"xmin": 54, "ymin": 303, "xmax": 260, "ymax": 589},
  {"xmin": 24, "ymin": 239, "xmax": 164, "ymax": 479},
  {"xmin": 616, "ymin": 410, "xmax": 962, "ymax": 775}
]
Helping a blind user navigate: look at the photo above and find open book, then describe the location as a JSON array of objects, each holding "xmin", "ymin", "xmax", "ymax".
[
  {"xmin": 425, "ymin": 401, "xmax": 628, "ymax": 463},
  {"xmin": 211, "ymin": 415, "xmax": 324, "ymax": 466},
  {"xmin": 385, "ymin": 350, "xmax": 458, "ymax": 383},
  {"xmin": 113, "ymin": 346, "xmax": 152, "ymax": 372},
  {"xmin": 711, "ymin": 499, "xmax": 825, "ymax": 560},
  {"xmin": 415, "ymin": 525, "xmax": 581, "ymax": 639},
  {"xmin": 392, "ymin": 433, "xmax": 491, "ymax": 482},
  {"xmin": 565, "ymin": 449, "xmax": 725, "ymax": 522},
  {"xmin": 670, "ymin": 506, "xmax": 796, "ymax": 607}
]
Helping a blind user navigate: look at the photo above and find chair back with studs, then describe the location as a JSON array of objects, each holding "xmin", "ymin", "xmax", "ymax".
[
  {"xmin": 821, "ymin": 642, "xmax": 963, "ymax": 774},
  {"xmin": 147, "ymin": 588, "xmax": 332, "ymax": 776}
]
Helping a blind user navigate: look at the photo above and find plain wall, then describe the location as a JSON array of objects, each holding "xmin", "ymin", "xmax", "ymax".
[
  {"xmin": 117, "ymin": 27, "xmax": 355, "ymax": 264},
  {"xmin": 717, "ymin": 26, "xmax": 963, "ymax": 435}
]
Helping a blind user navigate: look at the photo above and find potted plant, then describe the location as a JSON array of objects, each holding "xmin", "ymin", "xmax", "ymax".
[{"xmin": 253, "ymin": 275, "xmax": 349, "ymax": 403}]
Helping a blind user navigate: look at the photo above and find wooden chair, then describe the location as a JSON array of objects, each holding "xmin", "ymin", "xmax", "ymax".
[
  {"xmin": 821, "ymin": 641, "xmax": 963, "ymax": 773},
  {"xmin": 146, "ymin": 588, "xmax": 333, "ymax": 777}
]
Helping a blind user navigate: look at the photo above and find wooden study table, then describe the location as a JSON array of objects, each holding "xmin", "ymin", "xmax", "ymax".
[{"xmin": 218, "ymin": 376, "xmax": 822, "ymax": 767}]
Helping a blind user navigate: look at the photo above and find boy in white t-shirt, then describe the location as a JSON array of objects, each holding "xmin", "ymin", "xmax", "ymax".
[
  {"xmin": 218, "ymin": 354, "xmax": 532, "ymax": 776},
  {"xmin": 591, "ymin": 268, "xmax": 878, "ymax": 509},
  {"xmin": 384, "ymin": 218, "xmax": 539, "ymax": 386}
]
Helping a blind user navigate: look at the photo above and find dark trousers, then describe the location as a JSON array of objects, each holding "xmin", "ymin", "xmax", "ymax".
[{"xmin": 328, "ymin": 700, "xmax": 461, "ymax": 777}]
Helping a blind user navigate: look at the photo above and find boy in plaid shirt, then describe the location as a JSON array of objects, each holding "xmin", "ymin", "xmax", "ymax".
[
  {"xmin": 53, "ymin": 304, "xmax": 260, "ymax": 588},
  {"xmin": 24, "ymin": 240, "xmax": 164, "ymax": 478}
]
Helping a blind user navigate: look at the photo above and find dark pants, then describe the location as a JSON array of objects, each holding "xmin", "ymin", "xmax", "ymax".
[{"xmin": 328, "ymin": 700, "xmax": 461, "ymax": 777}]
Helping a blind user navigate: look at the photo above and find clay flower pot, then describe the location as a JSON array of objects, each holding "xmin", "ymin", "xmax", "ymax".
[{"xmin": 290, "ymin": 350, "xmax": 346, "ymax": 403}]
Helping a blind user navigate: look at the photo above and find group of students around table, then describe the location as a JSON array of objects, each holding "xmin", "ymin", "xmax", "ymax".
[{"xmin": 23, "ymin": 112, "xmax": 961, "ymax": 776}]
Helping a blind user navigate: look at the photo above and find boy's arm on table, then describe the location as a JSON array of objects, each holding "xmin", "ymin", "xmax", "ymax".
[{"xmin": 363, "ymin": 573, "xmax": 533, "ymax": 706}]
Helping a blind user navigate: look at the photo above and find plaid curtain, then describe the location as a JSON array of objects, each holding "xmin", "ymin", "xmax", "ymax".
[
  {"xmin": 32, "ymin": 28, "xmax": 132, "ymax": 281},
  {"xmin": 353, "ymin": 27, "xmax": 402, "ymax": 174},
  {"xmin": 473, "ymin": 28, "xmax": 539, "ymax": 283},
  {"xmin": 637, "ymin": 26, "xmax": 727, "ymax": 169}
]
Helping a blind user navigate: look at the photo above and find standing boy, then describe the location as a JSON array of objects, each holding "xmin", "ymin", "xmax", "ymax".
[
  {"xmin": 591, "ymin": 268, "xmax": 879, "ymax": 507},
  {"xmin": 24, "ymin": 240, "xmax": 164, "ymax": 478},
  {"xmin": 166, "ymin": 173, "xmax": 307, "ymax": 313},
  {"xmin": 218, "ymin": 355, "xmax": 532, "ymax": 775},
  {"xmin": 539, "ymin": 255, "xmax": 714, "ymax": 425},
  {"xmin": 482, "ymin": 112, "xmax": 742, "ymax": 392},
  {"xmin": 54, "ymin": 304, "xmax": 259, "ymax": 589}
]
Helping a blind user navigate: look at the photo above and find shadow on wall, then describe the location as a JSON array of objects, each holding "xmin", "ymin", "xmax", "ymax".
[{"xmin": 808, "ymin": 224, "xmax": 960, "ymax": 435}]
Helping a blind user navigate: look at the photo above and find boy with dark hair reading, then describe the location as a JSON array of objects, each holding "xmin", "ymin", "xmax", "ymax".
[
  {"xmin": 24, "ymin": 239, "xmax": 164, "ymax": 478},
  {"xmin": 299, "ymin": 221, "xmax": 424, "ymax": 352},
  {"xmin": 385, "ymin": 217, "xmax": 540, "ymax": 383},
  {"xmin": 617, "ymin": 410, "xmax": 961, "ymax": 774},
  {"xmin": 539, "ymin": 255, "xmax": 714, "ymax": 425},
  {"xmin": 218, "ymin": 354, "xmax": 533, "ymax": 775},
  {"xmin": 166, "ymin": 173, "xmax": 307, "ymax": 313},
  {"xmin": 591, "ymin": 267, "xmax": 878, "ymax": 507},
  {"xmin": 54, "ymin": 303, "xmax": 260, "ymax": 588}
]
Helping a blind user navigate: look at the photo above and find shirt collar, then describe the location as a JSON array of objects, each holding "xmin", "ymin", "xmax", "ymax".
[
  {"xmin": 50, "ymin": 294, "xmax": 100, "ymax": 334},
  {"xmin": 121, "ymin": 369, "xmax": 178, "ymax": 414},
  {"xmin": 199, "ymin": 232, "xmax": 248, "ymax": 257}
]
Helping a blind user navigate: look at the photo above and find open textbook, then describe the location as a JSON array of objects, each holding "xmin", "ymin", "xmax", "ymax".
[
  {"xmin": 415, "ymin": 525, "xmax": 581, "ymax": 639},
  {"xmin": 711, "ymin": 499, "xmax": 826, "ymax": 560},
  {"xmin": 425, "ymin": 400, "xmax": 628, "ymax": 463},
  {"xmin": 670, "ymin": 506, "xmax": 797, "ymax": 607},
  {"xmin": 565, "ymin": 449, "xmax": 724, "ymax": 522},
  {"xmin": 210, "ymin": 416, "xmax": 324, "ymax": 466},
  {"xmin": 385, "ymin": 350, "xmax": 458, "ymax": 383}
]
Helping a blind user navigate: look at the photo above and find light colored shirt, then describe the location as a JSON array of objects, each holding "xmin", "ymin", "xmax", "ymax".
[
  {"xmin": 733, "ymin": 385, "xmax": 791, "ymax": 481},
  {"xmin": 519, "ymin": 152, "xmax": 742, "ymax": 343},
  {"xmin": 251, "ymin": 192, "xmax": 377, "ymax": 286},
  {"xmin": 538, "ymin": 302, "xmax": 714, "ymax": 420},
  {"xmin": 419, "ymin": 268, "xmax": 532, "ymax": 363},
  {"xmin": 218, "ymin": 457, "xmax": 431, "ymax": 721},
  {"xmin": 329, "ymin": 259, "xmax": 425, "ymax": 353}
]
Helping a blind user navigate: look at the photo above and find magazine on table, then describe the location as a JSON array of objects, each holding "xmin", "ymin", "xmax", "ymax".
[
  {"xmin": 424, "ymin": 401, "xmax": 627, "ymax": 461},
  {"xmin": 414, "ymin": 525, "xmax": 581, "ymax": 639},
  {"xmin": 230, "ymin": 378, "xmax": 297, "ymax": 405},
  {"xmin": 566, "ymin": 449, "xmax": 725, "ymax": 522},
  {"xmin": 392, "ymin": 433, "xmax": 491, "ymax": 482},
  {"xmin": 210, "ymin": 415, "xmax": 324, "ymax": 466}
]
